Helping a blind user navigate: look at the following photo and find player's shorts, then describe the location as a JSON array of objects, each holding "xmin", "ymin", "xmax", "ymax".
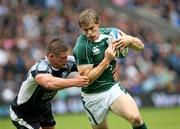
[
  {"xmin": 10, "ymin": 103, "xmax": 56, "ymax": 129},
  {"xmin": 81, "ymin": 83, "xmax": 127, "ymax": 125}
]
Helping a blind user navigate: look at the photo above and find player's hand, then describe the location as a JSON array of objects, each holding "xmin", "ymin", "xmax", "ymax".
[
  {"xmin": 113, "ymin": 35, "xmax": 132, "ymax": 51},
  {"xmin": 104, "ymin": 43, "xmax": 116, "ymax": 62},
  {"xmin": 112, "ymin": 66, "xmax": 120, "ymax": 81},
  {"xmin": 74, "ymin": 75, "xmax": 89, "ymax": 87}
]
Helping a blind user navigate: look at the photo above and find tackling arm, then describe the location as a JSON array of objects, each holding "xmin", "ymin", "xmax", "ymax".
[{"xmin": 35, "ymin": 73, "xmax": 89, "ymax": 90}]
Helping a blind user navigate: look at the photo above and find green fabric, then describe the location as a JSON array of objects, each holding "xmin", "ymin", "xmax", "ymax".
[{"xmin": 73, "ymin": 27, "xmax": 117, "ymax": 93}]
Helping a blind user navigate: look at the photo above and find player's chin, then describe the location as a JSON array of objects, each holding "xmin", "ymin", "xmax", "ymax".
[
  {"xmin": 62, "ymin": 63, "xmax": 66, "ymax": 67},
  {"xmin": 89, "ymin": 37, "xmax": 95, "ymax": 41},
  {"xmin": 89, "ymin": 36, "xmax": 98, "ymax": 41},
  {"xmin": 59, "ymin": 63, "xmax": 66, "ymax": 68}
]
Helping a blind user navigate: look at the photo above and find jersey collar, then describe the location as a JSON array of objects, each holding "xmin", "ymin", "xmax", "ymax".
[
  {"xmin": 93, "ymin": 33, "xmax": 108, "ymax": 43},
  {"xmin": 45, "ymin": 56, "xmax": 61, "ymax": 71}
]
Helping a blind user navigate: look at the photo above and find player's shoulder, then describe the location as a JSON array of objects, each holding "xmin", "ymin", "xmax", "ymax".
[
  {"xmin": 65, "ymin": 55, "xmax": 77, "ymax": 71},
  {"xmin": 31, "ymin": 58, "xmax": 50, "ymax": 72},
  {"xmin": 76, "ymin": 34, "xmax": 88, "ymax": 44},
  {"xmin": 100, "ymin": 27, "xmax": 123, "ymax": 35},
  {"xmin": 29, "ymin": 58, "xmax": 51, "ymax": 78},
  {"xmin": 67, "ymin": 55, "xmax": 76, "ymax": 64},
  {"xmin": 99, "ymin": 27, "xmax": 116, "ymax": 34},
  {"xmin": 73, "ymin": 35, "xmax": 88, "ymax": 54}
]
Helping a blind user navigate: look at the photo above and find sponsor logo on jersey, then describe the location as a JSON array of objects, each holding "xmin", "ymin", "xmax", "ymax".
[
  {"xmin": 92, "ymin": 46, "xmax": 100, "ymax": 55},
  {"xmin": 42, "ymin": 91, "xmax": 57, "ymax": 100}
]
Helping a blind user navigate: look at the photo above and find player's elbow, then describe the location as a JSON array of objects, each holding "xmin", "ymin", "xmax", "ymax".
[
  {"xmin": 79, "ymin": 70, "xmax": 88, "ymax": 76},
  {"xmin": 134, "ymin": 41, "xmax": 144, "ymax": 51},
  {"xmin": 44, "ymin": 81, "xmax": 56, "ymax": 90},
  {"xmin": 130, "ymin": 38, "xmax": 144, "ymax": 51},
  {"xmin": 79, "ymin": 71, "xmax": 94, "ymax": 85},
  {"xmin": 139, "ymin": 42, "xmax": 144, "ymax": 51}
]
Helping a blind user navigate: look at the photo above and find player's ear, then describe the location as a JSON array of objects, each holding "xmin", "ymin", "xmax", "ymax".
[
  {"xmin": 81, "ymin": 30, "xmax": 85, "ymax": 35},
  {"xmin": 49, "ymin": 53, "xmax": 55, "ymax": 59}
]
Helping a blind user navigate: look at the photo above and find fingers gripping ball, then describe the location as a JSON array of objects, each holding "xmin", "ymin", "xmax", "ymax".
[
  {"xmin": 108, "ymin": 29, "xmax": 128, "ymax": 58},
  {"xmin": 116, "ymin": 46, "xmax": 128, "ymax": 58}
]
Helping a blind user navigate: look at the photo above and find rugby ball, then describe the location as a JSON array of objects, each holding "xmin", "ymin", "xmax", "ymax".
[{"xmin": 107, "ymin": 29, "xmax": 128, "ymax": 58}]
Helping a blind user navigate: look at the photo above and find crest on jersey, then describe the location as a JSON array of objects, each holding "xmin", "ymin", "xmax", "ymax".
[{"xmin": 92, "ymin": 46, "xmax": 100, "ymax": 55}]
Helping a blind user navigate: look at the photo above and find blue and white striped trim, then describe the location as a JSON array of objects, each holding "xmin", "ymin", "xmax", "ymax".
[{"xmin": 10, "ymin": 106, "xmax": 34, "ymax": 129}]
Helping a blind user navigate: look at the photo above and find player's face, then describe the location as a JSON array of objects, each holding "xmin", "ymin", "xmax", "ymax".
[
  {"xmin": 81, "ymin": 22, "xmax": 100, "ymax": 41},
  {"xmin": 49, "ymin": 51, "xmax": 68, "ymax": 69}
]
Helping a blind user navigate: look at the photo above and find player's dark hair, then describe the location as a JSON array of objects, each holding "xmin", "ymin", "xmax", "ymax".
[
  {"xmin": 46, "ymin": 38, "xmax": 68, "ymax": 56},
  {"xmin": 78, "ymin": 8, "xmax": 100, "ymax": 28}
]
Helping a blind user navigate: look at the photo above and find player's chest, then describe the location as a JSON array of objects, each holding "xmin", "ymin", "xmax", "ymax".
[
  {"xmin": 89, "ymin": 40, "xmax": 108, "ymax": 62},
  {"xmin": 52, "ymin": 68, "xmax": 69, "ymax": 78}
]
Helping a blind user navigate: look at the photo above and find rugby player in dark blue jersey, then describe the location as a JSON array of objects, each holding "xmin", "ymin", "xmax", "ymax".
[{"xmin": 10, "ymin": 38, "xmax": 89, "ymax": 129}]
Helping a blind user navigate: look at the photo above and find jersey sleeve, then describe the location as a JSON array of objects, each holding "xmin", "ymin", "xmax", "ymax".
[
  {"xmin": 73, "ymin": 36, "xmax": 94, "ymax": 65},
  {"xmin": 66, "ymin": 56, "xmax": 79, "ymax": 78},
  {"xmin": 66, "ymin": 56, "xmax": 78, "ymax": 72},
  {"xmin": 100, "ymin": 27, "xmax": 123, "ymax": 35},
  {"xmin": 30, "ymin": 60, "xmax": 51, "ymax": 78},
  {"xmin": 99, "ymin": 27, "xmax": 115, "ymax": 34}
]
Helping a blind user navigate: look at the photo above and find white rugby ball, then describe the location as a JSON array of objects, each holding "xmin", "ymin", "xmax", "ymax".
[{"xmin": 108, "ymin": 29, "xmax": 128, "ymax": 58}]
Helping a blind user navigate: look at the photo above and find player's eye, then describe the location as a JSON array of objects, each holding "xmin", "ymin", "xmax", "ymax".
[
  {"xmin": 89, "ymin": 27, "xmax": 94, "ymax": 30},
  {"xmin": 84, "ymin": 29, "xmax": 88, "ymax": 32}
]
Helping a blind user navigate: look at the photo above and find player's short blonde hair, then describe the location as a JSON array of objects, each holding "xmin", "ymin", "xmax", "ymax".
[
  {"xmin": 46, "ymin": 38, "xmax": 68, "ymax": 56},
  {"xmin": 78, "ymin": 8, "xmax": 100, "ymax": 28}
]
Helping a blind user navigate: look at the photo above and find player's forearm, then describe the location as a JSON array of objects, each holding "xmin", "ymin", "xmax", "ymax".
[
  {"xmin": 128, "ymin": 36, "xmax": 144, "ymax": 51},
  {"xmin": 44, "ymin": 77, "xmax": 79, "ymax": 90},
  {"xmin": 35, "ymin": 74, "xmax": 78, "ymax": 90},
  {"xmin": 86, "ymin": 58, "xmax": 110, "ymax": 84}
]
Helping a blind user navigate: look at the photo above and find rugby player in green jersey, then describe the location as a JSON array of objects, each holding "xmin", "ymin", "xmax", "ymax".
[{"xmin": 73, "ymin": 8, "xmax": 147, "ymax": 129}]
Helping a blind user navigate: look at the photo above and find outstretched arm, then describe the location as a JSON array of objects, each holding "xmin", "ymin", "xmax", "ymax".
[
  {"xmin": 35, "ymin": 73, "xmax": 89, "ymax": 90},
  {"xmin": 114, "ymin": 31, "xmax": 144, "ymax": 51},
  {"xmin": 125, "ymin": 35, "xmax": 144, "ymax": 51}
]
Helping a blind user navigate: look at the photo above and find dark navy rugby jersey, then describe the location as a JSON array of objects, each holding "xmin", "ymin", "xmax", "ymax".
[{"xmin": 11, "ymin": 56, "xmax": 78, "ymax": 110}]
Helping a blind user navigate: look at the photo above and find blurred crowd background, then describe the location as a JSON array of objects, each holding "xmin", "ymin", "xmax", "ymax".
[{"xmin": 0, "ymin": 0, "xmax": 180, "ymax": 116}]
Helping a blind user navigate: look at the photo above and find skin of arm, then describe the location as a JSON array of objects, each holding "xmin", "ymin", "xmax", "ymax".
[
  {"xmin": 35, "ymin": 73, "xmax": 89, "ymax": 90},
  {"xmin": 78, "ymin": 58, "xmax": 111, "ymax": 84},
  {"xmin": 117, "ymin": 31, "xmax": 144, "ymax": 51},
  {"xmin": 126, "ymin": 35, "xmax": 144, "ymax": 51}
]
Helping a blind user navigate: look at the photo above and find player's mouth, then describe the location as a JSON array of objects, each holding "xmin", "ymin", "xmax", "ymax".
[{"xmin": 89, "ymin": 35, "xmax": 97, "ymax": 41}]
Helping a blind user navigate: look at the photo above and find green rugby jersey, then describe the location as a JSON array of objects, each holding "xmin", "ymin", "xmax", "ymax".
[{"xmin": 73, "ymin": 27, "xmax": 117, "ymax": 93}]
